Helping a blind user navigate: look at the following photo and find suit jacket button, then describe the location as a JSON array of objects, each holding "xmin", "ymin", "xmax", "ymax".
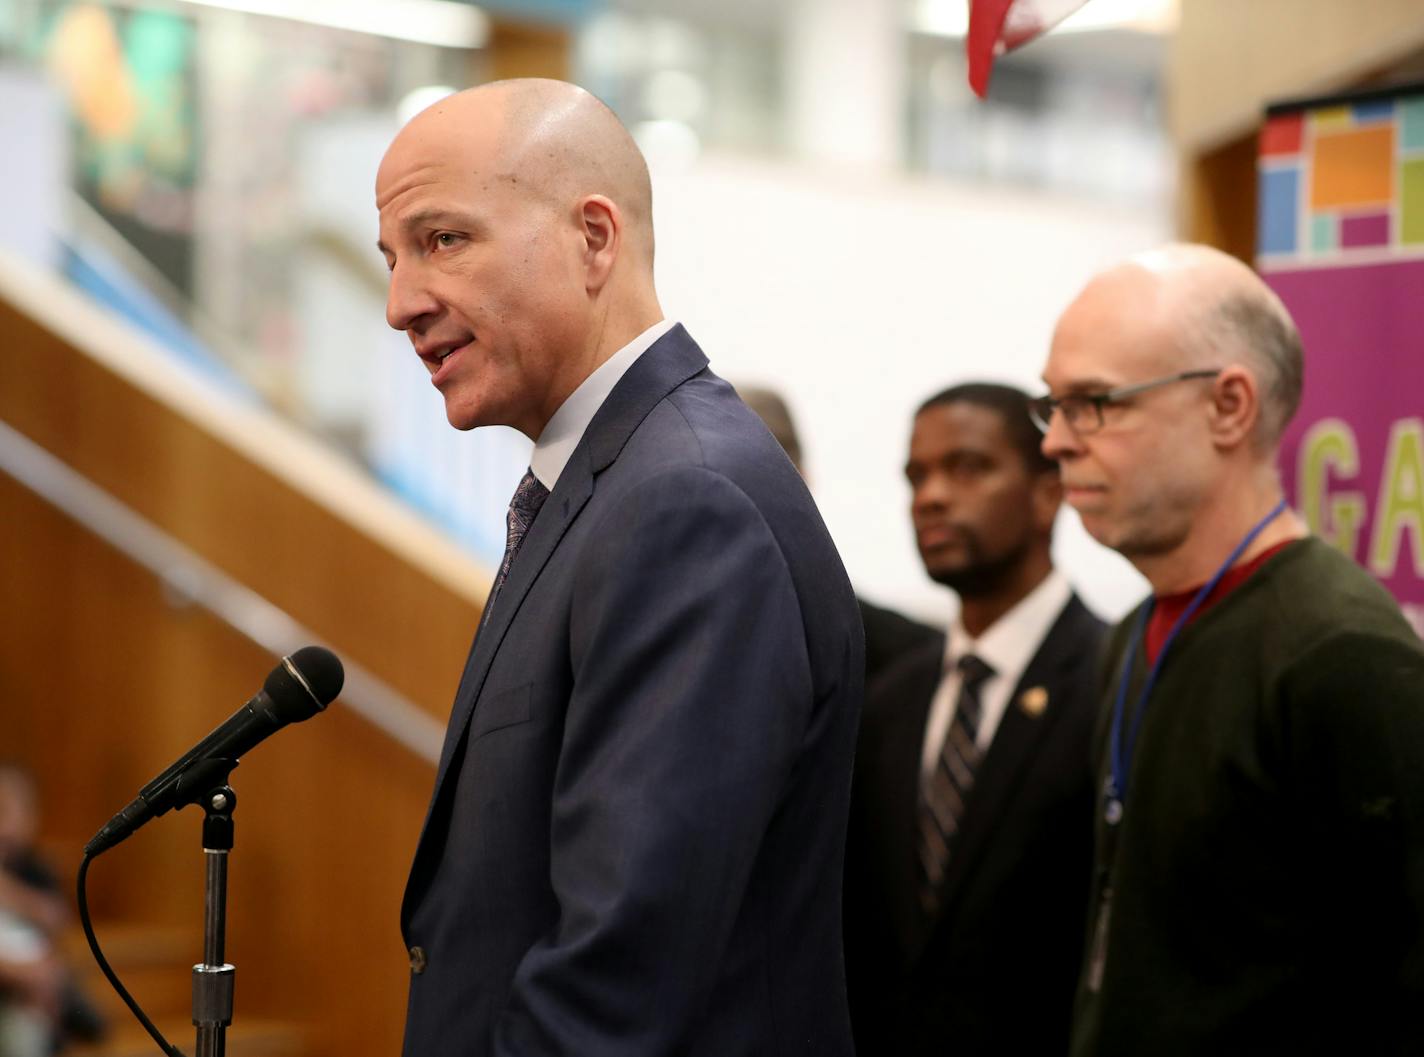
[{"xmin": 409, "ymin": 946, "xmax": 427, "ymax": 975}]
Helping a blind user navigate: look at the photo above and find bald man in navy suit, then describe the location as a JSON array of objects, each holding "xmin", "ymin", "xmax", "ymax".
[{"xmin": 377, "ymin": 79, "xmax": 863, "ymax": 1057}]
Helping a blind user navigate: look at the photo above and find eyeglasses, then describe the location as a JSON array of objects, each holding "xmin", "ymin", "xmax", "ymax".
[{"xmin": 1028, "ymin": 369, "xmax": 1221, "ymax": 435}]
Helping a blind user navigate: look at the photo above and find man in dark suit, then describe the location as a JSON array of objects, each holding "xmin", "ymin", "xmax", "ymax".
[
  {"xmin": 376, "ymin": 79, "xmax": 863, "ymax": 1056},
  {"xmin": 845, "ymin": 383, "xmax": 1105, "ymax": 1056}
]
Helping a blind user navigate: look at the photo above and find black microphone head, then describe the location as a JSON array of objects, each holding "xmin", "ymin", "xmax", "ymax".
[
  {"xmin": 263, "ymin": 646, "xmax": 344, "ymax": 723},
  {"xmin": 288, "ymin": 645, "xmax": 344, "ymax": 703}
]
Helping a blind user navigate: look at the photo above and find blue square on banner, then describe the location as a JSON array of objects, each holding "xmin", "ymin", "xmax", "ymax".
[
  {"xmin": 1352, "ymin": 99, "xmax": 1395, "ymax": 123},
  {"xmin": 1259, "ymin": 167, "xmax": 1300, "ymax": 255}
]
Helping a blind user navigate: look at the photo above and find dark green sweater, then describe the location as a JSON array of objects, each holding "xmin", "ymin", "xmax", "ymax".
[{"xmin": 1071, "ymin": 538, "xmax": 1424, "ymax": 1057}]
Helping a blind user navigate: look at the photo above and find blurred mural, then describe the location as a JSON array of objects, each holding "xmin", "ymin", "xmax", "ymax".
[{"xmin": 46, "ymin": 4, "xmax": 199, "ymax": 292}]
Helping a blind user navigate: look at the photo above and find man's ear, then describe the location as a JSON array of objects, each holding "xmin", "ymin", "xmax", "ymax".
[
  {"xmin": 1207, "ymin": 365, "xmax": 1260, "ymax": 450},
  {"xmin": 580, "ymin": 194, "xmax": 621, "ymax": 294},
  {"xmin": 1032, "ymin": 469, "xmax": 1063, "ymax": 535}
]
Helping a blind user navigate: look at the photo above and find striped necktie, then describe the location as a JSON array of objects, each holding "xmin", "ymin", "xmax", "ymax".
[
  {"xmin": 486, "ymin": 468, "xmax": 550, "ymax": 616},
  {"xmin": 918, "ymin": 652, "xmax": 995, "ymax": 918}
]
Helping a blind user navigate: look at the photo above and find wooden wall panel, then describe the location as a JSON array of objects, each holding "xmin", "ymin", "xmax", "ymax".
[
  {"xmin": 0, "ymin": 261, "xmax": 486, "ymax": 722},
  {"xmin": 487, "ymin": 19, "xmax": 570, "ymax": 83},
  {"xmin": 0, "ymin": 256, "xmax": 496, "ymax": 1056},
  {"xmin": 1, "ymin": 471, "xmax": 434, "ymax": 1057},
  {"xmin": 1178, "ymin": 133, "xmax": 1258, "ymax": 264}
]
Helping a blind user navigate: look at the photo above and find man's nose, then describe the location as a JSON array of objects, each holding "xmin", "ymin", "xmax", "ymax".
[
  {"xmin": 385, "ymin": 263, "xmax": 439, "ymax": 332},
  {"xmin": 1040, "ymin": 409, "xmax": 1082, "ymax": 461},
  {"xmin": 912, "ymin": 475, "xmax": 954, "ymax": 513}
]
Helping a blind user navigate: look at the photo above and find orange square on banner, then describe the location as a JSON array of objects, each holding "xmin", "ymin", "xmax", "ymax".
[{"xmin": 1311, "ymin": 126, "xmax": 1394, "ymax": 209}]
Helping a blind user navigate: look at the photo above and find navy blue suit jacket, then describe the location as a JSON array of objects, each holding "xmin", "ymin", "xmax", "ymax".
[{"xmin": 400, "ymin": 326, "xmax": 864, "ymax": 1056}]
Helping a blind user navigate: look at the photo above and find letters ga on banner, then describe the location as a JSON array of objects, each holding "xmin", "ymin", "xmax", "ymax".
[{"xmin": 1257, "ymin": 83, "xmax": 1424, "ymax": 636}]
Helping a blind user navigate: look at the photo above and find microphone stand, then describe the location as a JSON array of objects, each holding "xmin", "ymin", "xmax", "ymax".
[
  {"xmin": 80, "ymin": 648, "xmax": 342, "ymax": 1057},
  {"xmin": 191, "ymin": 763, "xmax": 240, "ymax": 1057}
]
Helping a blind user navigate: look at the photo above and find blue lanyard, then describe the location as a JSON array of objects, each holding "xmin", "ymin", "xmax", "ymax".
[{"xmin": 1104, "ymin": 499, "xmax": 1288, "ymax": 826}]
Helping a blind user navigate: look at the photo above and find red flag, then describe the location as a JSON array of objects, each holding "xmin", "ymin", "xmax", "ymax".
[{"xmin": 967, "ymin": 0, "xmax": 1093, "ymax": 97}]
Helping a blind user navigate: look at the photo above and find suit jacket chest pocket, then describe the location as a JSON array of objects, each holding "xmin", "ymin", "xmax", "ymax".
[{"xmin": 468, "ymin": 682, "xmax": 534, "ymax": 745}]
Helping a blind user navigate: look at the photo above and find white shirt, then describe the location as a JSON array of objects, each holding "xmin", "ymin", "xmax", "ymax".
[
  {"xmin": 530, "ymin": 318, "xmax": 679, "ymax": 490},
  {"xmin": 919, "ymin": 568, "xmax": 1073, "ymax": 784}
]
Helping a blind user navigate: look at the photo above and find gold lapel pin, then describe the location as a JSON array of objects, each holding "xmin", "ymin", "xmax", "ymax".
[{"xmin": 1018, "ymin": 686, "xmax": 1049, "ymax": 717}]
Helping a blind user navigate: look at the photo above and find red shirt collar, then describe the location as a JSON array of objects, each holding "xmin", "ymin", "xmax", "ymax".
[{"xmin": 1144, "ymin": 539, "xmax": 1295, "ymax": 663}]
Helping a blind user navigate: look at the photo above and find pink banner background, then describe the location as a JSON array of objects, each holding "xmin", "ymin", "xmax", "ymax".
[{"xmin": 1269, "ymin": 257, "xmax": 1424, "ymax": 632}]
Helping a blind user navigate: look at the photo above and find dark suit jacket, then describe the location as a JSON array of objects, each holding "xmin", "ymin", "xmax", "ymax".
[
  {"xmin": 400, "ymin": 326, "xmax": 864, "ymax": 1057},
  {"xmin": 845, "ymin": 593, "xmax": 1105, "ymax": 1057},
  {"xmin": 859, "ymin": 598, "xmax": 940, "ymax": 689}
]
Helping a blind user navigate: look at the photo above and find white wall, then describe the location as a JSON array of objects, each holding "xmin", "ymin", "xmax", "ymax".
[
  {"xmin": 651, "ymin": 153, "xmax": 1159, "ymax": 624},
  {"xmin": 0, "ymin": 66, "xmax": 66, "ymax": 270},
  {"xmin": 784, "ymin": 0, "xmax": 904, "ymax": 169}
]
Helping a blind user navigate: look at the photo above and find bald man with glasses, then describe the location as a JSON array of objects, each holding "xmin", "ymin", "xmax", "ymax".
[{"xmin": 1036, "ymin": 244, "xmax": 1424, "ymax": 1057}]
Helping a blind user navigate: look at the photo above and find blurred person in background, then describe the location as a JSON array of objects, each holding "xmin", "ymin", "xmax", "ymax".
[
  {"xmin": 844, "ymin": 383, "xmax": 1105, "ymax": 1056},
  {"xmin": 378, "ymin": 79, "xmax": 863, "ymax": 1056},
  {"xmin": 1038, "ymin": 244, "xmax": 1424, "ymax": 1056},
  {"xmin": 736, "ymin": 384, "xmax": 940, "ymax": 685},
  {"xmin": 0, "ymin": 763, "xmax": 104, "ymax": 1057}
]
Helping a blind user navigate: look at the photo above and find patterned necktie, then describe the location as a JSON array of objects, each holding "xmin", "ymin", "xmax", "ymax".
[
  {"xmin": 487, "ymin": 468, "xmax": 550, "ymax": 615},
  {"xmin": 918, "ymin": 652, "xmax": 995, "ymax": 918}
]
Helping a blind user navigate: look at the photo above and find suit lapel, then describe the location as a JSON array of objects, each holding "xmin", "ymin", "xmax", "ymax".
[
  {"xmin": 431, "ymin": 456, "xmax": 593, "ymax": 783},
  {"xmin": 424, "ymin": 325, "xmax": 710, "ymax": 815},
  {"xmin": 932, "ymin": 597, "xmax": 1090, "ymax": 916}
]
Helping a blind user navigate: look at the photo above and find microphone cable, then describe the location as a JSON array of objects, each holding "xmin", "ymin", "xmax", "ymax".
[{"xmin": 77, "ymin": 851, "xmax": 187, "ymax": 1057}]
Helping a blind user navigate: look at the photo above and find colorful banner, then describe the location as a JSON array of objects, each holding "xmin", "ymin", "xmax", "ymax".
[{"xmin": 1258, "ymin": 85, "xmax": 1424, "ymax": 636}]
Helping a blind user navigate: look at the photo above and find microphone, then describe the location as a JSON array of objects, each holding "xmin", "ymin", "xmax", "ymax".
[{"xmin": 85, "ymin": 646, "xmax": 344, "ymax": 856}]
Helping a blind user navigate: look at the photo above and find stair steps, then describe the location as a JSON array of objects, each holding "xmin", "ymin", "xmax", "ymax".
[{"xmin": 58, "ymin": 923, "xmax": 306, "ymax": 1057}]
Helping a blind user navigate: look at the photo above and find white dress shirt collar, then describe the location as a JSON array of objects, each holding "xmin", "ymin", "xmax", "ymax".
[
  {"xmin": 530, "ymin": 318, "xmax": 678, "ymax": 491},
  {"xmin": 920, "ymin": 568, "xmax": 1073, "ymax": 780},
  {"xmin": 945, "ymin": 567, "xmax": 1072, "ymax": 691}
]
